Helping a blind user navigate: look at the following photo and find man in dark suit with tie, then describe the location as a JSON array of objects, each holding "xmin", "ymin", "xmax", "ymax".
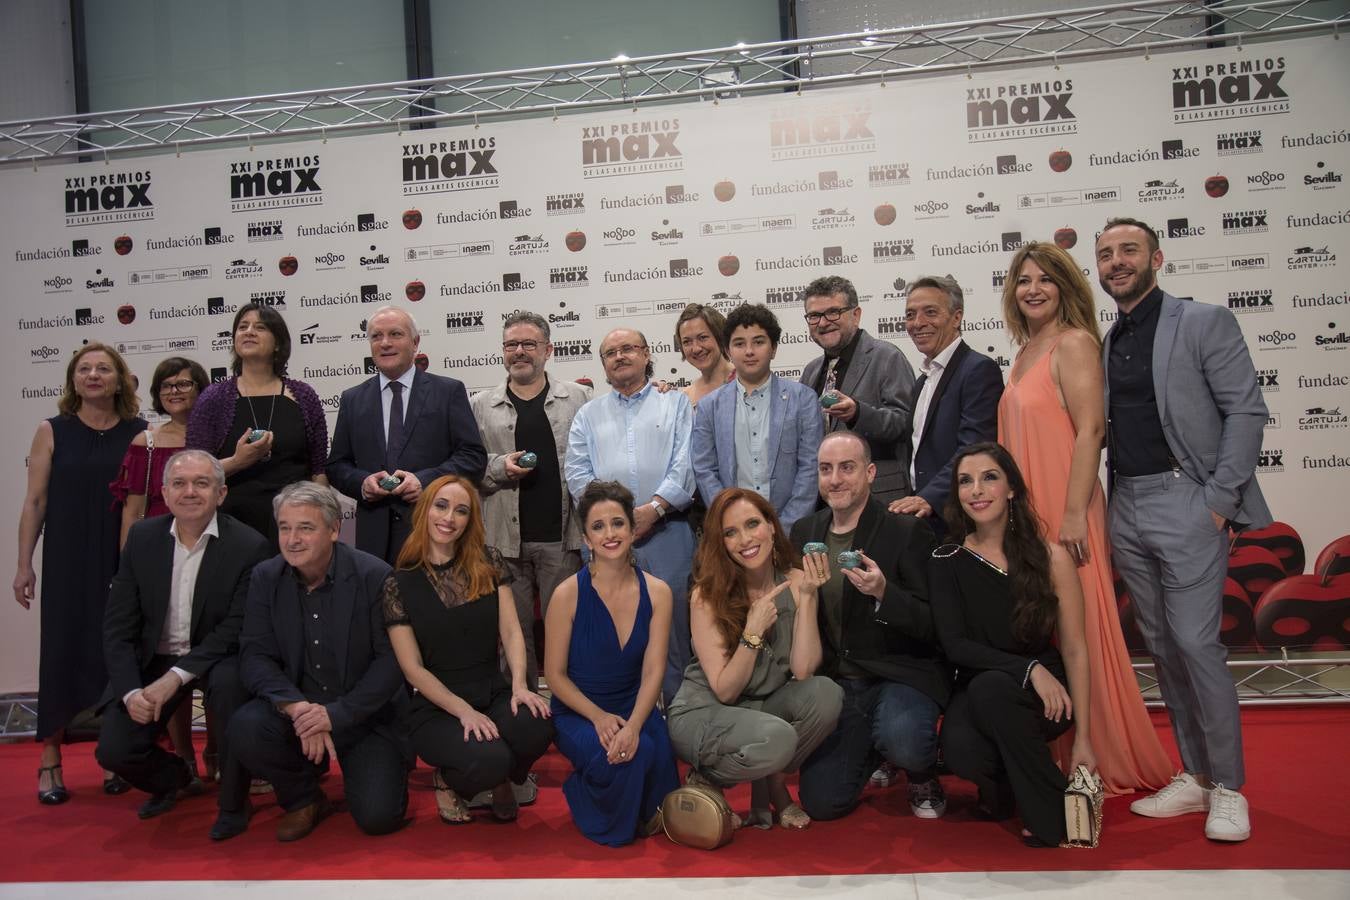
[
  {"xmin": 95, "ymin": 450, "xmax": 271, "ymax": 839},
  {"xmin": 888, "ymin": 276, "xmax": 1003, "ymax": 531},
  {"xmin": 327, "ymin": 306, "xmax": 486, "ymax": 563},
  {"xmin": 229, "ymin": 481, "xmax": 408, "ymax": 841}
]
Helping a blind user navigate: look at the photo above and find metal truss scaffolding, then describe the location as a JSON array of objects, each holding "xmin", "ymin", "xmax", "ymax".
[{"xmin": 1, "ymin": 0, "xmax": 1346, "ymax": 166}]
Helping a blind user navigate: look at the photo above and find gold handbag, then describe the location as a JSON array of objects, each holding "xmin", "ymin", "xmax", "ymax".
[
  {"xmin": 1061, "ymin": 764, "xmax": 1104, "ymax": 848},
  {"xmin": 661, "ymin": 783, "xmax": 737, "ymax": 850}
]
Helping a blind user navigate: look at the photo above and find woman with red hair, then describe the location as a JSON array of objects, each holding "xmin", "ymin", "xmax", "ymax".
[
  {"xmin": 382, "ymin": 475, "xmax": 554, "ymax": 824},
  {"xmin": 666, "ymin": 488, "xmax": 841, "ymax": 830}
]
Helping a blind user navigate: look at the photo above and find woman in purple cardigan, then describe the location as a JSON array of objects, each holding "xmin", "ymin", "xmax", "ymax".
[{"xmin": 187, "ymin": 302, "xmax": 328, "ymax": 549}]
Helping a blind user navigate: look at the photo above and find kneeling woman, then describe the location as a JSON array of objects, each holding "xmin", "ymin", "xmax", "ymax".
[
  {"xmin": 932, "ymin": 443, "xmax": 1097, "ymax": 846},
  {"xmin": 546, "ymin": 481, "xmax": 680, "ymax": 846},
  {"xmin": 383, "ymin": 474, "xmax": 554, "ymax": 824},
  {"xmin": 667, "ymin": 488, "xmax": 842, "ymax": 830}
]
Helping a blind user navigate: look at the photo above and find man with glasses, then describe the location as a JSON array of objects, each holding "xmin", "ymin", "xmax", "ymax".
[
  {"xmin": 327, "ymin": 306, "xmax": 486, "ymax": 564},
  {"xmin": 565, "ymin": 328, "xmax": 696, "ymax": 704},
  {"xmin": 800, "ymin": 276, "xmax": 917, "ymax": 504},
  {"xmin": 471, "ymin": 311, "xmax": 591, "ymax": 691}
]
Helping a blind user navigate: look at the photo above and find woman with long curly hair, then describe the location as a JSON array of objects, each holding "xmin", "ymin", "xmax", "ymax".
[
  {"xmin": 382, "ymin": 474, "xmax": 554, "ymax": 824},
  {"xmin": 545, "ymin": 480, "xmax": 679, "ymax": 846},
  {"xmin": 666, "ymin": 488, "xmax": 841, "ymax": 830},
  {"xmin": 931, "ymin": 443, "xmax": 1096, "ymax": 846},
  {"xmin": 997, "ymin": 240, "xmax": 1170, "ymax": 795}
]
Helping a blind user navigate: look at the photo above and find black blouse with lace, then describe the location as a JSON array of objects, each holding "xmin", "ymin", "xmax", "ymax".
[{"xmin": 382, "ymin": 547, "xmax": 510, "ymax": 726}]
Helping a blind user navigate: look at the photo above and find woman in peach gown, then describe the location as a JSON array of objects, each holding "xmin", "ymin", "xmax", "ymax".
[{"xmin": 997, "ymin": 241, "xmax": 1172, "ymax": 796}]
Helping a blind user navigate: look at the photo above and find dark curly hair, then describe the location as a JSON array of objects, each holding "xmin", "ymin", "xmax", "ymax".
[
  {"xmin": 944, "ymin": 442, "xmax": 1057, "ymax": 646},
  {"xmin": 723, "ymin": 303, "xmax": 782, "ymax": 348}
]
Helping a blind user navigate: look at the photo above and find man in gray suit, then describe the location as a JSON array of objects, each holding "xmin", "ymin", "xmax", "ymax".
[
  {"xmin": 1097, "ymin": 217, "xmax": 1270, "ymax": 843},
  {"xmin": 800, "ymin": 275, "xmax": 916, "ymax": 504}
]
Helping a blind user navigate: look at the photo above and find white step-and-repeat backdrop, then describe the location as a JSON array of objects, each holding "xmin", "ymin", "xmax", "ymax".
[{"xmin": 2, "ymin": 36, "xmax": 1347, "ymax": 690}]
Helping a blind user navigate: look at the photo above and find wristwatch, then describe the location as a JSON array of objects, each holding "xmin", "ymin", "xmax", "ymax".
[
  {"xmin": 740, "ymin": 632, "xmax": 764, "ymax": 651},
  {"xmin": 649, "ymin": 500, "xmax": 667, "ymax": 518}
]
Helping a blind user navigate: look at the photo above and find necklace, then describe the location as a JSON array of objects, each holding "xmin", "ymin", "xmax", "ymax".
[{"xmin": 242, "ymin": 386, "xmax": 278, "ymax": 462}]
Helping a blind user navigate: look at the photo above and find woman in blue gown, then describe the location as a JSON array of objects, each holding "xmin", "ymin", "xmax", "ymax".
[{"xmin": 545, "ymin": 480, "xmax": 680, "ymax": 846}]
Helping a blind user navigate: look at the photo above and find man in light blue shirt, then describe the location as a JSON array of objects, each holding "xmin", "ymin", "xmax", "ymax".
[
  {"xmin": 565, "ymin": 327, "xmax": 696, "ymax": 703},
  {"xmin": 691, "ymin": 304, "xmax": 822, "ymax": 531}
]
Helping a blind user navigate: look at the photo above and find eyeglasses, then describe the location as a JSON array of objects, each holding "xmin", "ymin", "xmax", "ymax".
[
  {"xmin": 159, "ymin": 380, "xmax": 197, "ymax": 394},
  {"xmin": 600, "ymin": 343, "xmax": 648, "ymax": 361},
  {"xmin": 804, "ymin": 306, "xmax": 853, "ymax": 325},
  {"xmin": 502, "ymin": 340, "xmax": 541, "ymax": 353}
]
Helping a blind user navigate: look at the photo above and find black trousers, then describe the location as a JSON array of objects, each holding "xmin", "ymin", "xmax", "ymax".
[
  {"xmin": 941, "ymin": 670, "xmax": 1071, "ymax": 845},
  {"xmin": 228, "ymin": 698, "xmax": 409, "ymax": 835},
  {"xmin": 95, "ymin": 655, "xmax": 250, "ymax": 813},
  {"xmin": 411, "ymin": 692, "xmax": 555, "ymax": 798}
]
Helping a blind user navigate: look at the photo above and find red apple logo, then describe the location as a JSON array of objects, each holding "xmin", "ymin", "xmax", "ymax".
[
  {"xmin": 874, "ymin": 203, "xmax": 897, "ymax": 226},
  {"xmin": 714, "ymin": 180, "xmax": 736, "ymax": 202},
  {"xmin": 278, "ymin": 256, "xmax": 298, "ymax": 276},
  {"xmin": 116, "ymin": 304, "xmax": 135, "ymax": 325},
  {"xmin": 565, "ymin": 231, "xmax": 586, "ymax": 252},
  {"xmin": 718, "ymin": 255, "xmax": 740, "ymax": 277},
  {"xmin": 1054, "ymin": 227, "xmax": 1078, "ymax": 250},
  {"xmin": 405, "ymin": 280, "xmax": 425, "ymax": 302},
  {"xmin": 402, "ymin": 209, "xmax": 422, "ymax": 230},
  {"xmin": 114, "ymin": 235, "xmax": 133, "ymax": 256},
  {"xmin": 1049, "ymin": 149, "xmax": 1072, "ymax": 173},
  {"xmin": 1205, "ymin": 174, "xmax": 1230, "ymax": 198}
]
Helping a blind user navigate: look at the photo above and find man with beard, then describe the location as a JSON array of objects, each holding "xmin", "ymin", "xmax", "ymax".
[
  {"xmin": 565, "ymin": 328, "xmax": 696, "ymax": 704},
  {"xmin": 800, "ymin": 275, "xmax": 917, "ymax": 504},
  {"xmin": 327, "ymin": 306, "xmax": 486, "ymax": 564},
  {"xmin": 471, "ymin": 310, "xmax": 591, "ymax": 691},
  {"xmin": 1096, "ymin": 216, "xmax": 1269, "ymax": 842}
]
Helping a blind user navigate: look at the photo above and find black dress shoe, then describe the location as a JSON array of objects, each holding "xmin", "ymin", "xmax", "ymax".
[
  {"xmin": 138, "ymin": 791, "xmax": 178, "ymax": 819},
  {"xmin": 209, "ymin": 804, "xmax": 252, "ymax": 842},
  {"xmin": 138, "ymin": 757, "xmax": 193, "ymax": 819},
  {"xmin": 37, "ymin": 765, "xmax": 70, "ymax": 806},
  {"xmin": 104, "ymin": 773, "xmax": 131, "ymax": 795}
]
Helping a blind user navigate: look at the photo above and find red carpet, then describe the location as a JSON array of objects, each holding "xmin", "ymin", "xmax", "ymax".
[{"xmin": 2, "ymin": 707, "xmax": 1346, "ymax": 882}]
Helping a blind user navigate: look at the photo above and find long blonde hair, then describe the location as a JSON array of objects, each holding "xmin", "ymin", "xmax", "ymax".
[{"xmin": 1000, "ymin": 241, "xmax": 1101, "ymax": 348}]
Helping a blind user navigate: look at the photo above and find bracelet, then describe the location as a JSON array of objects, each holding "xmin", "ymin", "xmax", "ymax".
[
  {"xmin": 1022, "ymin": 659, "xmax": 1041, "ymax": 689},
  {"xmin": 739, "ymin": 632, "xmax": 764, "ymax": 652}
]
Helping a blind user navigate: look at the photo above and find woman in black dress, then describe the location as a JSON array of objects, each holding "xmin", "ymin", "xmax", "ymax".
[
  {"xmin": 930, "ymin": 442, "xmax": 1097, "ymax": 846},
  {"xmin": 187, "ymin": 302, "xmax": 328, "ymax": 549},
  {"xmin": 14, "ymin": 342, "xmax": 146, "ymax": 803},
  {"xmin": 383, "ymin": 474, "xmax": 554, "ymax": 824}
]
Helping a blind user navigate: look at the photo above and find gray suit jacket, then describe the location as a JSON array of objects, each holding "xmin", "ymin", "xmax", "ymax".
[
  {"xmin": 690, "ymin": 373, "xmax": 823, "ymax": 531},
  {"xmin": 800, "ymin": 329, "xmax": 916, "ymax": 501},
  {"xmin": 1104, "ymin": 291, "xmax": 1271, "ymax": 528}
]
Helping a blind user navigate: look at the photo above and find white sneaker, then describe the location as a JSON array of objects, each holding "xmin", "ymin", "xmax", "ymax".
[
  {"xmin": 870, "ymin": 762, "xmax": 899, "ymax": 787},
  {"xmin": 1129, "ymin": 772, "xmax": 1211, "ymax": 818},
  {"xmin": 1204, "ymin": 785, "xmax": 1251, "ymax": 842}
]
